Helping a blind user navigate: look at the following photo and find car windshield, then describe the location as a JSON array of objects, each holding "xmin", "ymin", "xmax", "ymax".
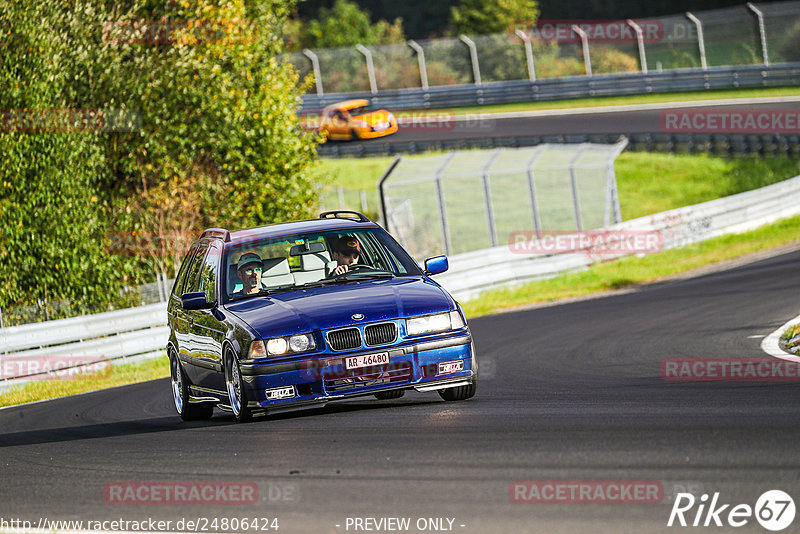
[
  {"xmin": 347, "ymin": 105, "xmax": 370, "ymax": 116},
  {"xmin": 223, "ymin": 227, "xmax": 422, "ymax": 301}
]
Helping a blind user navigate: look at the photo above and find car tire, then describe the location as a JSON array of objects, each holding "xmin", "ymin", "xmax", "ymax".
[
  {"xmin": 170, "ymin": 351, "xmax": 213, "ymax": 421},
  {"xmin": 438, "ymin": 380, "xmax": 477, "ymax": 402},
  {"xmin": 374, "ymin": 390, "xmax": 405, "ymax": 400},
  {"xmin": 225, "ymin": 349, "xmax": 252, "ymax": 423}
]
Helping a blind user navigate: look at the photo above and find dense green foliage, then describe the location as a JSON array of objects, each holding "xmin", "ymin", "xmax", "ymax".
[
  {"xmin": 286, "ymin": 0, "xmax": 404, "ymax": 50},
  {"xmin": 451, "ymin": 0, "xmax": 539, "ymax": 36},
  {"xmin": 0, "ymin": 0, "xmax": 318, "ymax": 321}
]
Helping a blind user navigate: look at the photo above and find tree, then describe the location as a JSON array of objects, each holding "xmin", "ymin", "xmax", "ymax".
[
  {"xmin": 288, "ymin": 0, "xmax": 405, "ymax": 50},
  {"xmin": 450, "ymin": 0, "xmax": 539, "ymax": 36}
]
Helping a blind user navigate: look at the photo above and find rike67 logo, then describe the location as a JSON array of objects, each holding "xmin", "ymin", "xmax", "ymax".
[{"xmin": 668, "ymin": 490, "xmax": 795, "ymax": 531}]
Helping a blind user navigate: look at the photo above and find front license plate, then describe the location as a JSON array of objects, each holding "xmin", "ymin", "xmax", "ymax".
[
  {"xmin": 265, "ymin": 385, "xmax": 296, "ymax": 400},
  {"xmin": 346, "ymin": 352, "xmax": 390, "ymax": 370},
  {"xmin": 438, "ymin": 360, "xmax": 464, "ymax": 374}
]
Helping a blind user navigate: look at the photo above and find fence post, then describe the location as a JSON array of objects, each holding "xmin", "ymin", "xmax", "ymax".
[
  {"xmin": 360, "ymin": 189, "xmax": 369, "ymax": 213},
  {"xmin": 435, "ymin": 153, "xmax": 456, "ymax": 256},
  {"xmin": 459, "ymin": 35, "xmax": 482, "ymax": 85},
  {"xmin": 0, "ymin": 306, "xmax": 4, "ymax": 330},
  {"xmin": 156, "ymin": 273, "xmax": 166, "ymax": 302},
  {"xmin": 302, "ymin": 48, "xmax": 324, "ymax": 95},
  {"xmin": 605, "ymin": 137, "xmax": 629, "ymax": 226},
  {"xmin": 515, "ymin": 29, "xmax": 536, "ymax": 81},
  {"xmin": 337, "ymin": 186, "xmax": 345, "ymax": 209},
  {"xmin": 407, "ymin": 40, "xmax": 429, "ymax": 90},
  {"xmin": 747, "ymin": 3, "xmax": 770, "ymax": 66},
  {"xmin": 568, "ymin": 147, "xmax": 587, "ymax": 231},
  {"xmin": 571, "ymin": 25, "xmax": 592, "ymax": 76},
  {"xmin": 526, "ymin": 147, "xmax": 546, "ymax": 238},
  {"xmin": 482, "ymin": 150, "xmax": 502, "ymax": 247},
  {"xmin": 356, "ymin": 44, "xmax": 378, "ymax": 94},
  {"xmin": 377, "ymin": 155, "xmax": 403, "ymax": 230},
  {"xmin": 685, "ymin": 13, "xmax": 708, "ymax": 70},
  {"xmin": 626, "ymin": 20, "xmax": 648, "ymax": 74}
]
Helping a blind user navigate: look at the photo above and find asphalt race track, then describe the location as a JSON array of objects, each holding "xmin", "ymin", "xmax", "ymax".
[
  {"xmin": 340, "ymin": 100, "xmax": 800, "ymax": 147},
  {"xmin": 2, "ymin": 248, "xmax": 800, "ymax": 533}
]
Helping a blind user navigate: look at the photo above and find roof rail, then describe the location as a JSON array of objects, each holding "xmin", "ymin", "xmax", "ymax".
[
  {"xmin": 319, "ymin": 210, "xmax": 372, "ymax": 223},
  {"xmin": 200, "ymin": 228, "xmax": 231, "ymax": 242}
]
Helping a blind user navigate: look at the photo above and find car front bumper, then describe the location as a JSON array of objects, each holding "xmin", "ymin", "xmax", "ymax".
[{"xmin": 239, "ymin": 332, "xmax": 475, "ymax": 413}]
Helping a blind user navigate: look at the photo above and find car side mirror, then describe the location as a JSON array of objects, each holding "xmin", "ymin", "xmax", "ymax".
[
  {"xmin": 181, "ymin": 292, "xmax": 211, "ymax": 310},
  {"xmin": 424, "ymin": 255, "xmax": 448, "ymax": 275}
]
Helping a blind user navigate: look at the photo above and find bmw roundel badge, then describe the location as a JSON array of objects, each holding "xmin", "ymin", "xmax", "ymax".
[{"xmin": 351, "ymin": 313, "xmax": 365, "ymax": 321}]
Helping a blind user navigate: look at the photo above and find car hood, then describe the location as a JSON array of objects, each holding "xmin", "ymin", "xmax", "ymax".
[{"xmin": 225, "ymin": 276, "xmax": 453, "ymax": 338}]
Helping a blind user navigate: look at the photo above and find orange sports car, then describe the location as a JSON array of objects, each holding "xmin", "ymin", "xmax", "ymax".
[{"xmin": 317, "ymin": 99, "xmax": 398, "ymax": 141}]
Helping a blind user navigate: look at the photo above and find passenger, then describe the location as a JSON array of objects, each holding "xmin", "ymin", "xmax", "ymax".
[{"xmin": 233, "ymin": 252, "xmax": 263, "ymax": 296}]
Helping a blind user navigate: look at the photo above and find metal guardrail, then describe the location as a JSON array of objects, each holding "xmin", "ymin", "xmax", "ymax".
[
  {"xmin": 434, "ymin": 173, "xmax": 800, "ymax": 301},
  {"xmin": 301, "ymin": 63, "xmax": 800, "ymax": 113},
  {"xmin": 0, "ymin": 302, "xmax": 168, "ymax": 391},
  {"xmin": 318, "ymin": 133, "xmax": 800, "ymax": 158}
]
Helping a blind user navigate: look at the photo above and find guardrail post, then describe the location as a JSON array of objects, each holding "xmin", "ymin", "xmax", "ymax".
[
  {"xmin": 360, "ymin": 189, "xmax": 369, "ymax": 213},
  {"xmin": 156, "ymin": 273, "xmax": 166, "ymax": 302},
  {"xmin": 481, "ymin": 150, "xmax": 502, "ymax": 247},
  {"xmin": 407, "ymin": 40, "xmax": 429, "ymax": 90},
  {"xmin": 571, "ymin": 25, "xmax": 592, "ymax": 77},
  {"xmin": 685, "ymin": 13, "xmax": 708, "ymax": 70},
  {"xmin": 747, "ymin": 3, "xmax": 770, "ymax": 66},
  {"xmin": 568, "ymin": 147, "xmax": 587, "ymax": 231},
  {"xmin": 356, "ymin": 44, "xmax": 378, "ymax": 94},
  {"xmin": 302, "ymin": 48, "xmax": 324, "ymax": 95},
  {"xmin": 514, "ymin": 29, "xmax": 536, "ymax": 81},
  {"xmin": 626, "ymin": 20, "xmax": 648, "ymax": 74},
  {"xmin": 459, "ymin": 35, "xmax": 482, "ymax": 85},
  {"xmin": 526, "ymin": 147, "xmax": 546, "ymax": 238},
  {"xmin": 435, "ymin": 153, "xmax": 456, "ymax": 255}
]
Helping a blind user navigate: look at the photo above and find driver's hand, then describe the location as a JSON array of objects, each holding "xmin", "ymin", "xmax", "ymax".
[{"xmin": 332, "ymin": 264, "xmax": 349, "ymax": 276}]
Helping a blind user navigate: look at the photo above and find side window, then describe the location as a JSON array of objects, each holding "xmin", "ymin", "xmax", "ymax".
[
  {"xmin": 184, "ymin": 242, "xmax": 210, "ymax": 294},
  {"xmin": 172, "ymin": 241, "xmax": 199, "ymax": 297},
  {"xmin": 198, "ymin": 242, "xmax": 220, "ymax": 303}
]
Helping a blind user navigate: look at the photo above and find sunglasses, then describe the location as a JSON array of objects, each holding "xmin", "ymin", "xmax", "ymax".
[{"xmin": 240, "ymin": 267, "xmax": 262, "ymax": 275}]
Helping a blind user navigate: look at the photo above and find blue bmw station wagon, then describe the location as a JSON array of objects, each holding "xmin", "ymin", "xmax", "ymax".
[{"xmin": 167, "ymin": 211, "xmax": 477, "ymax": 422}]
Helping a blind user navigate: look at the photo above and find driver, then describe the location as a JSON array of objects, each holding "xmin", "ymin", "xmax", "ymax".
[
  {"xmin": 331, "ymin": 236, "xmax": 361, "ymax": 276},
  {"xmin": 233, "ymin": 252, "xmax": 263, "ymax": 296}
]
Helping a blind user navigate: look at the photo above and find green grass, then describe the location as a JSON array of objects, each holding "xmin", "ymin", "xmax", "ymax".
[
  {"xmin": 0, "ymin": 355, "xmax": 170, "ymax": 407},
  {"xmin": 429, "ymin": 86, "xmax": 800, "ymax": 116},
  {"xmin": 461, "ymin": 214, "xmax": 800, "ymax": 318},
  {"xmin": 782, "ymin": 324, "xmax": 800, "ymax": 341}
]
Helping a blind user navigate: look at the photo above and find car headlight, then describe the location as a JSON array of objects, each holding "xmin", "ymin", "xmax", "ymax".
[
  {"xmin": 387, "ymin": 112, "xmax": 395, "ymax": 122},
  {"xmin": 264, "ymin": 334, "xmax": 316, "ymax": 356},
  {"xmin": 406, "ymin": 310, "xmax": 465, "ymax": 336},
  {"xmin": 356, "ymin": 120, "xmax": 369, "ymax": 128}
]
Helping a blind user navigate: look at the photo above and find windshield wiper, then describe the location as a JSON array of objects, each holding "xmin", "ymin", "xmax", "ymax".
[
  {"xmin": 335, "ymin": 271, "xmax": 395, "ymax": 281},
  {"xmin": 229, "ymin": 286, "xmax": 294, "ymax": 302}
]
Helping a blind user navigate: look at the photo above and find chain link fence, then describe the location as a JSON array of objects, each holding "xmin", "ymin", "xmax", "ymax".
[
  {"xmin": 0, "ymin": 275, "xmax": 174, "ymax": 328},
  {"xmin": 284, "ymin": 1, "xmax": 800, "ymax": 95},
  {"xmin": 378, "ymin": 140, "xmax": 628, "ymax": 261}
]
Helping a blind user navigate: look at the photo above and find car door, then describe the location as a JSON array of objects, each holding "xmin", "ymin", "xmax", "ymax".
[
  {"xmin": 185, "ymin": 240, "xmax": 227, "ymax": 391},
  {"xmin": 171, "ymin": 241, "xmax": 207, "ymax": 371}
]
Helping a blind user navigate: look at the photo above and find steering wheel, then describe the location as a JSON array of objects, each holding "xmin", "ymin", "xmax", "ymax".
[{"xmin": 330, "ymin": 264, "xmax": 374, "ymax": 278}]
